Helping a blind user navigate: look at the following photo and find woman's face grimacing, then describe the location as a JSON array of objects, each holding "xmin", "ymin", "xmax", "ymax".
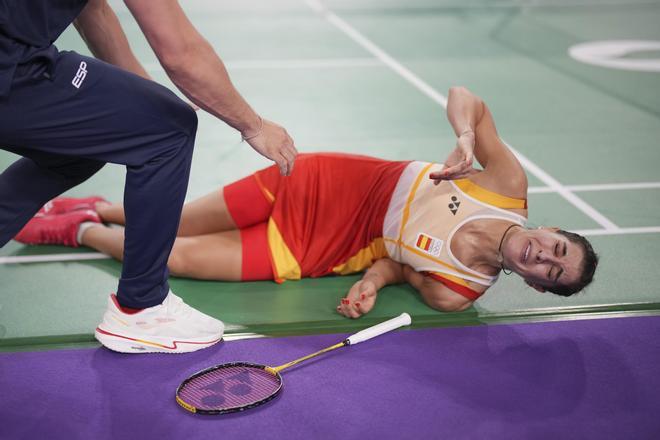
[{"xmin": 502, "ymin": 227, "xmax": 585, "ymax": 292}]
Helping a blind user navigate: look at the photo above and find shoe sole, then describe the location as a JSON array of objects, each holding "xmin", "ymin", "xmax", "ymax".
[{"xmin": 95, "ymin": 327, "xmax": 223, "ymax": 354}]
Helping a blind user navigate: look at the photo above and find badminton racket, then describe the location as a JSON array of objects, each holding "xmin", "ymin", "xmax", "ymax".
[{"xmin": 175, "ymin": 312, "xmax": 412, "ymax": 415}]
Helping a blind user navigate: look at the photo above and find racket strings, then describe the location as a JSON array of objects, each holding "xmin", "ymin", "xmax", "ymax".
[{"xmin": 178, "ymin": 365, "xmax": 281, "ymax": 410}]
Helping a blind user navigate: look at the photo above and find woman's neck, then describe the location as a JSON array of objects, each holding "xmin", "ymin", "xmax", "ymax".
[{"xmin": 454, "ymin": 219, "xmax": 521, "ymax": 270}]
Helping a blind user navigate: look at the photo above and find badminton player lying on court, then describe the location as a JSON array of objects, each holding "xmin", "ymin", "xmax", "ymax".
[{"xmin": 15, "ymin": 87, "xmax": 598, "ymax": 318}]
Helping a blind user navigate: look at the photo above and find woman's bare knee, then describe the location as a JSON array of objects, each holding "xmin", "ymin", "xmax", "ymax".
[
  {"xmin": 167, "ymin": 251, "xmax": 189, "ymax": 277},
  {"xmin": 166, "ymin": 232, "xmax": 242, "ymax": 280}
]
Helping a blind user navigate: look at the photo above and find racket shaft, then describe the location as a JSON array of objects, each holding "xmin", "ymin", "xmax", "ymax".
[
  {"xmin": 273, "ymin": 313, "xmax": 412, "ymax": 372},
  {"xmin": 273, "ymin": 342, "xmax": 346, "ymax": 373}
]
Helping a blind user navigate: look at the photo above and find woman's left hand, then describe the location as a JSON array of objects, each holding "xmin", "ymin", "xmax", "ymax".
[{"xmin": 336, "ymin": 279, "xmax": 378, "ymax": 319}]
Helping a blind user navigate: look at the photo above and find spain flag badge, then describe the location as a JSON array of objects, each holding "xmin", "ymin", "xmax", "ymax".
[{"xmin": 415, "ymin": 232, "xmax": 443, "ymax": 258}]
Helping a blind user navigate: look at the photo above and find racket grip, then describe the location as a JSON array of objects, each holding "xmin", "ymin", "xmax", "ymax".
[{"xmin": 345, "ymin": 313, "xmax": 412, "ymax": 345}]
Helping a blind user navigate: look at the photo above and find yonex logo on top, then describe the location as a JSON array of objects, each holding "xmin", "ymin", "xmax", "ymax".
[
  {"xmin": 72, "ymin": 61, "xmax": 88, "ymax": 89},
  {"xmin": 448, "ymin": 195, "xmax": 461, "ymax": 215}
]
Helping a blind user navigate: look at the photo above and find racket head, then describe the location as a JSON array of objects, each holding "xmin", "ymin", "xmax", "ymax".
[{"xmin": 176, "ymin": 362, "xmax": 283, "ymax": 415}]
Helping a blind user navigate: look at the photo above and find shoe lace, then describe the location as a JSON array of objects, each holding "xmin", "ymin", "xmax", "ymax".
[{"xmin": 40, "ymin": 227, "xmax": 65, "ymax": 245}]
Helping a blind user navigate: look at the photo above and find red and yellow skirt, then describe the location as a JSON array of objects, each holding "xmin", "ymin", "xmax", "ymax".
[{"xmin": 223, "ymin": 153, "xmax": 408, "ymax": 282}]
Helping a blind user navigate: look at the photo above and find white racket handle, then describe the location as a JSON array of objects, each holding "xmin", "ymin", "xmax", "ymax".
[{"xmin": 345, "ymin": 313, "xmax": 412, "ymax": 345}]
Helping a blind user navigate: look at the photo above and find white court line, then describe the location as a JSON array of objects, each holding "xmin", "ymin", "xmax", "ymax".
[
  {"xmin": 528, "ymin": 181, "xmax": 660, "ymax": 194},
  {"xmin": 144, "ymin": 57, "xmax": 381, "ymax": 73},
  {"xmin": 305, "ymin": 0, "xmax": 620, "ymax": 232},
  {"xmin": 223, "ymin": 332, "xmax": 267, "ymax": 342},
  {"xmin": 573, "ymin": 226, "xmax": 660, "ymax": 237},
  {"xmin": 508, "ymin": 147, "xmax": 620, "ymax": 230},
  {"xmin": 321, "ymin": 0, "xmax": 660, "ymax": 11},
  {"xmin": 0, "ymin": 253, "xmax": 110, "ymax": 264}
]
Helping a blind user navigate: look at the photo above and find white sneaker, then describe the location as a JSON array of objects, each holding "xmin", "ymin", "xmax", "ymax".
[{"xmin": 95, "ymin": 291, "xmax": 224, "ymax": 354}]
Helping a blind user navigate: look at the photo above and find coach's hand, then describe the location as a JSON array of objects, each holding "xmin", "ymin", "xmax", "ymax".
[
  {"xmin": 430, "ymin": 130, "xmax": 477, "ymax": 183},
  {"xmin": 337, "ymin": 279, "xmax": 378, "ymax": 319},
  {"xmin": 244, "ymin": 118, "xmax": 297, "ymax": 176}
]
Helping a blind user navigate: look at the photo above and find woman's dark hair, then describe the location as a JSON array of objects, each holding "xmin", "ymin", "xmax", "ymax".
[{"xmin": 546, "ymin": 230, "xmax": 598, "ymax": 297}]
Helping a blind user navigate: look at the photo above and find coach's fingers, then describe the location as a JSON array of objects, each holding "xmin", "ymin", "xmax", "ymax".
[
  {"xmin": 288, "ymin": 141, "xmax": 299, "ymax": 157},
  {"xmin": 275, "ymin": 154, "xmax": 291, "ymax": 176},
  {"xmin": 284, "ymin": 139, "xmax": 298, "ymax": 158},
  {"xmin": 281, "ymin": 152, "xmax": 295, "ymax": 175},
  {"xmin": 280, "ymin": 148, "xmax": 296, "ymax": 175}
]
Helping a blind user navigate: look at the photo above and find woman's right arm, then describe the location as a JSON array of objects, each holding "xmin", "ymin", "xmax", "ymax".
[{"xmin": 431, "ymin": 86, "xmax": 527, "ymax": 191}]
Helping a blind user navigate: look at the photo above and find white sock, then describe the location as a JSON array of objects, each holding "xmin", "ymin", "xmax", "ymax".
[{"xmin": 77, "ymin": 222, "xmax": 99, "ymax": 244}]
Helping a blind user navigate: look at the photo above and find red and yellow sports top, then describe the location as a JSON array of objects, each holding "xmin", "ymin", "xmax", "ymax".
[{"xmin": 383, "ymin": 161, "xmax": 528, "ymax": 300}]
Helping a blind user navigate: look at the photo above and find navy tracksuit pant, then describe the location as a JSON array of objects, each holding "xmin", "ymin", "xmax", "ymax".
[{"xmin": 0, "ymin": 51, "xmax": 197, "ymax": 308}]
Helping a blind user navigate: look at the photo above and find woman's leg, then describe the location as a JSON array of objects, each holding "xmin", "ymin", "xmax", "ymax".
[
  {"xmin": 81, "ymin": 224, "xmax": 244, "ymax": 281},
  {"xmin": 95, "ymin": 171, "xmax": 275, "ymax": 237},
  {"xmin": 168, "ymin": 230, "xmax": 243, "ymax": 280},
  {"xmin": 96, "ymin": 189, "xmax": 237, "ymax": 236}
]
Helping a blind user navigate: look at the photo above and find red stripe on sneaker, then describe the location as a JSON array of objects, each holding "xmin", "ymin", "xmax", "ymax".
[{"xmin": 95, "ymin": 327, "xmax": 222, "ymax": 350}]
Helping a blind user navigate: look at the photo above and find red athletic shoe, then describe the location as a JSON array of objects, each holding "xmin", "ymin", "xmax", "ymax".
[
  {"xmin": 37, "ymin": 196, "xmax": 107, "ymax": 216},
  {"xmin": 14, "ymin": 209, "xmax": 101, "ymax": 247}
]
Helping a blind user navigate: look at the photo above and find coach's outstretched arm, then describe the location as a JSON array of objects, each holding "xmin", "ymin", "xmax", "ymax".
[
  {"xmin": 76, "ymin": 0, "xmax": 296, "ymax": 175},
  {"xmin": 127, "ymin": 0, "xmax": 296, "ymax": 175}
]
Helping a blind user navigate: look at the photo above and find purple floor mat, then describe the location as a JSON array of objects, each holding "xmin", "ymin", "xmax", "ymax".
[{"xmin": 1, "ymin": 316, "xmax": 659, "ymax": 440}]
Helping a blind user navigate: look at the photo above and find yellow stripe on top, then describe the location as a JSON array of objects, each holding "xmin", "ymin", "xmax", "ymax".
[
  {"xmin": 332, "ymin": 238, "xmax": 387, "ymax": 275},
  {"xmin": 398, "ymin": 163, "xmax": 434, "ymax": 242},
  {"xmin": 453, "ymin": 179, "xmax": 526, "ymax": 209},
  {"xmin": 267, "ymin": 218, "xmax": 301, "ymax": 281}
]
